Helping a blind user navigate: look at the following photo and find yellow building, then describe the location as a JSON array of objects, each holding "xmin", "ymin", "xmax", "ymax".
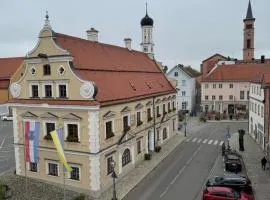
[{"xmin": 9, "ymin": 15, "xmax": 177, "ymax": 198}]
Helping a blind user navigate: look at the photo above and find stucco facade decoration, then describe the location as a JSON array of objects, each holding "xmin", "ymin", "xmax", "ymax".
[
  {"xmin": 167, "ymin": 64, "xmax": 200, "ymax": 114},
  {"xmin": 8, "ymin": 15, "xmax": 177, "ymax": 198},
  {"xmin": 249, "ymin": 82, "xmax": 265, "ymax": 149}
]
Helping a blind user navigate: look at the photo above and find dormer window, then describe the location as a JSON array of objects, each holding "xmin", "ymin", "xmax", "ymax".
[
  {"xmin": 31, "ymin": 85, "xmax": 39, "ymax": 98},
  {"xmin": 43, "ymin": 64, "xmax": 51, "ymax": 75}
]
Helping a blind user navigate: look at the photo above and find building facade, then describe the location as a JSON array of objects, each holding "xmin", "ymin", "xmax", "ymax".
[
  {"xmin": 167, "ymin": 65, "xmax": 199, "ymax": 114},
  {"xmin": 249, "ymin": 82, "xmax": 265, "ymax": 149},
  {"xmin": 9, "ymin": 14, "xmax": 177, "ymax": 198}
]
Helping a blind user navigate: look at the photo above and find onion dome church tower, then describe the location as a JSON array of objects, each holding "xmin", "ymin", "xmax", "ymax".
[{"xmin": 140, "ymin": 3, "xmax": 155, "ymax": 58}]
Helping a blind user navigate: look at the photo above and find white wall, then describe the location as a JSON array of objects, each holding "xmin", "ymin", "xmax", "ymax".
[
  {"xmin": 249, "ymin": 82, "xmax": 265, "ymax": 149},
  {"xmin": 167, "ymin": 67, "xmax": 196, "ymax": 113}
]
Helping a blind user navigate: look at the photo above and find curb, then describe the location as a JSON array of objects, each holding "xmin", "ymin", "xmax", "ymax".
[
  {"xmin": 207, "ymin": 120, "xmax": 248, "ymax": 123},
  {"xmin": 116, "ymin": 134, "xmax": 188, "ymax": 200}
]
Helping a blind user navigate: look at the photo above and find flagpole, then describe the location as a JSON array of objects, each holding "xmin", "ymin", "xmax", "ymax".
[
  {"xmin": 63, "ymin": 164, "xmax": 66, "ymax": 200},
  {"xmin": 22, "ymin": 120, "xmax": 28, "ymax": 199}
]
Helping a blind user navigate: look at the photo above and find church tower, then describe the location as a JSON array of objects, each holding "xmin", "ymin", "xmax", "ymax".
[
  {"xmin": 243, "ymin": 0, "xmax": 255, "ymax": 60},
  {"xmin": 140, "ymin": 3, "xmax": 154, "ymax": 57}
]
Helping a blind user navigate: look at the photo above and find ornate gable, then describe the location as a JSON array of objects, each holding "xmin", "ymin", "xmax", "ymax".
[
  {"xmin": 103, "ymin": 111, "xmax": 116, "ymax": 120},
  {"xmin": 21, "ymin": 112, "xmax": 38, "ymax": 118},
  {"xmin": 61, "ymin": 113, "xmax": 81, "ymax": 121},
  {"xmin": 39, "ymin": 112, "xmax": 58, "ymax": 119}
]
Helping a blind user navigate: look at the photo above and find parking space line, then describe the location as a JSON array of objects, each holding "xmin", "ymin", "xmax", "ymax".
[
  {"xmin": 219, "ymin": 141, "xmax": 224, "ymax": 146},
  {"xmin": 203, "ymin": 139, "xmax": 207, "ymax": 143},
  {"xmin": 0, "ymin": 137, "xmax": 5, "ymax": 149},
  {"xmin": 208, "ymin": 140, "xmax": 213, "ymax": 144},
  {"xmin": 192, "ymin": 138, "xmax": 197, "ymax": 142},
  {"xmin": 197, "ymin": 139, "xmax": 202, "ymax": 143},
  {"xmin": 213, "ymin": 140, "xmax": 218, "ymax": 145}
]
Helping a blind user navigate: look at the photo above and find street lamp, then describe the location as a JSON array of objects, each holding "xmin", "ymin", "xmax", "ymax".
[
  {"xmin": 111, "ymin": 160, "xmax": 118, "ymax": 200},
  {"xmin": 226, "ymin": 126, "xmax": 231, "ymax": 150}
]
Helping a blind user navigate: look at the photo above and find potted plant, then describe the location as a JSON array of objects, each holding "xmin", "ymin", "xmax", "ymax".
[
  {"xmin": 44, "ymin": 134, "xmax": 52, "ymax": 140},
  {"xmin": 215, "ymin": 113, "xmax": 221, "ymax": 121},
  {"xmin": 154, "ymin": 146, "xmax": 162, "ymax": 152},
  {"xmin": 144, "ymin": 153, "xmax": 151, "ymax": 160}
]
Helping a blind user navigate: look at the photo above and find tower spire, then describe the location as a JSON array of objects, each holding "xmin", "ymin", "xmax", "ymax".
[
  {"xmin": 44, "ymin": 10, "xmax": 51, "ymax": 28},
  {"xmin": 146, "ymin": 2, "xmax": 148, "ymax": 15},
  {"xmin": 245, "ymin": 0, "xmax": 254, "ymax": 19}
]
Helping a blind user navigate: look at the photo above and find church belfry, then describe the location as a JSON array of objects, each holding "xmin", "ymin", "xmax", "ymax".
[
  {"xmin": 243, "ymin": 0, "xmax": 255, "ymax": 60},
  {"xmin": 140, "ymin": 3, "xmax": 154, "ymax": 57}
]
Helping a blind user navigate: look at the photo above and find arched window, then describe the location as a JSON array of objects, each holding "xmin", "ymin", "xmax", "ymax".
[
  {"xmin": 163, "ymin": 128, "xmax": 167, "ymax": 140},
  {"xmin": 122, "ymin": 149, "xmax": 131, "ymax": 167}
]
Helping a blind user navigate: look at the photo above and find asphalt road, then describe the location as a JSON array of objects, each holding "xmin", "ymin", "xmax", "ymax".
[
  {"xmin": 124, "ymin": 120, "xmax": 248, "ymax": 200},
  {"xmin": 0, "ymin": 120, "xmax": 15, "ymax": 174}
]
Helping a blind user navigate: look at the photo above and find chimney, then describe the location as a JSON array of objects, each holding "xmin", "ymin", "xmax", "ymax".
[
  {"xmin": 86, "ymin": 28, "xmax": 98, "ymax": 42},
  {"xmin": 261, "ymin": 55, "xmax": 265, "ymax": 63},
  {"xmin": 124, "ymin": 38, "xmax": 132, "ymax": 51}
]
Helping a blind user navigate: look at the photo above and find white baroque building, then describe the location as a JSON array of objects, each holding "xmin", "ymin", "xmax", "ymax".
[
  {"xmin": 249, "ymin": 81, "xmax": 265, "ymax": 149},
  {"xmin": 167, "ymin": 65, "xmax": 199, "ymax": 114}
]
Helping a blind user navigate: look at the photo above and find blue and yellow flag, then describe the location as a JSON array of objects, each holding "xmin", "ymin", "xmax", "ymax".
[{"xmin": 50, "ymin": 128, "xmax": 72, "ymax": 172}]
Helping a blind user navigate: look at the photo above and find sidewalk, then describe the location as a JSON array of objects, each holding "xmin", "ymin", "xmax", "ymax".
[
  {"xmin": 230, "ymin": 132, "xmax": 270, "ymax": 200},
  {"xmin": 101, "ymin": 133, "xmax": 186, "ymax": 200}
]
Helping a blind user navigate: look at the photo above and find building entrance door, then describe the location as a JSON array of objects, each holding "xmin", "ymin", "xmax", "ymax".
[{"xmin": 228, "ymin": 104, "xmax": 234, "ymax": 114}]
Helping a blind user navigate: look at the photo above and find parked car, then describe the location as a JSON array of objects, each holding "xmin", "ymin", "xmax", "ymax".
[
  {"xmin": 206, "ymin": 175, "xmax": 252, "ymax": 194},
  {"xmin": 1, "ymin": 116, "xmax": 13, "ymax": 121},
  {"xmin": 224, "ymin": 154, "xmax": 242, "ymax": 173},
  {"xmin": 203, "ymin": 186, "xmax": 252, "ymax": 200}
]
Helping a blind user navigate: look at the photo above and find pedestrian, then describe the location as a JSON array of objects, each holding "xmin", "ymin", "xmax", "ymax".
[
  {"xmin": 222, "ymin": 143, "xmax": 226, "ymax": 156},
  {"xmin": 261, "ymin": 156, "xmax": 267, "ymax": 170}
]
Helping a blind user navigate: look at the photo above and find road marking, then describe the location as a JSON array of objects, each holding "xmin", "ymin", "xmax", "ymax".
[
  {"xmin": 186, "ymin": 138, "xmax": 191, "ymax": 142},
  {"xmin": 0, "ymin": 137, "xmax": 5, "ymax": 149},
  {"xmin": 197, "ymin": 139, "xmax": 202, "ymax": 143},
  {"xmin": 219, "ymin": 141, "xmax": 224, "ymax": 146},
  {"xmin": 160, "ymin": 145, "xmax": 203, "ymax": 198},
  {"xmin": 213, "ymin": 140, "xmax": 218, "ymax": 145},
  {"xmin": 208, "ymin": 140, "xmax": 213, "ymax": 144},
  {"xmin": 192, "ymin": 138, "xmax": 197, "ymax": 142},
  {"xmin": 203, "ymin": 139, "xmax": 207, "ymax": 143}
]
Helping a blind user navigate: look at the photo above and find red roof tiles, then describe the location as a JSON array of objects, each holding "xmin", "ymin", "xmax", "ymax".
[
  {"xmin": 203, "ymin": 63, "xmax": 270, "ymax": 82},
  {"xmin": 55, "ymin": 33, "xmax": 161, "ymax": 72},
  {"xmin": 0, "ymin": 57, "xmax": 23, "ymax": 79}
]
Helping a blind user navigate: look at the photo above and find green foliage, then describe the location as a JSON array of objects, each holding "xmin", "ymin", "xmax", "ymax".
[
  {"xmin": 154, "ymin": 146, "xmax": 162, "ymax": 152},
  {"xmin": 72, "ymin": 194, "xmax": 86, "ymax": 200},
  {"xmin": 178, "ymin": 113, "xmax": 184, "ymax": 122},
  {"xmin": 214, "ymin": 114, "xmax": 221, "ymax": 121},
  {"xmin": 144, "ymin": 153, "xmax": 151, "ymax": 160},
  {"xmin": 0, "ymin": 184, "xmax": 10, "ymax": 200},
  {"xmin": 199, "ymin": 115, "xmax": 206, "ymax": 122}
]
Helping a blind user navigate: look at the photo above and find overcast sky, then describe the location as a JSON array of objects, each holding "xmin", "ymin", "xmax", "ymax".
[{"xmin": 1, "ymin": 0, "xmax": 269, "ymax": 71}]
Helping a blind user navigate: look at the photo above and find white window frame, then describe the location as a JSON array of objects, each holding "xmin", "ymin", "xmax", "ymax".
[
  {"xmin": 205, "ymin": 84, "xmax": 209, "ymax": 89},
  {"xmin": 68, "ymin": 163, "xmax": 81, "ymax": 181},
  {"xmin": 27, "ymin": 162, "xmax": 39, "ymax": 173},
  {"xmin": 104, "ymin": 119, "xmax": 115, "ymax": 139},
  {"xmin": 182, "ymin": 91, "xmax": 186, "ymax": 96},
  {"xmin": 43, "ymin": 120, "xmax": 57, "ymax": 137},
  {"xmin": 136, "ymin": 110, "xmax": 142, "ymax": 125},
  {"xmin": 42, "ymin": 82, "xmax": 54, "ymax": 98},
  {"xmin": 29, "ymin": 82, "xmax": 40, "ymax": 98},
  {"xmin": 64, "ymin": 121, "xmax": 81, "ymax": 142},
  {"xmin": 56, "ymin": 81, "xmax": 69, "ymax": 98},
  {"xmin": 122, "ymin": 113, "xmax": 131, "ymax": 127},
  {"xmin": 46, "ymin": 160, "xmax": 60, "ymax": 177}
]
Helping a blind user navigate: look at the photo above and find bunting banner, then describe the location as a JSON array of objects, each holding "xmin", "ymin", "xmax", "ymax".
[
  {"xmin": 50, "ymin": 128, "xmax": 72, "ymax": 172},
  {"xmin": 24, "ymin": 121, "xmax": 40, "ymax": 163}
]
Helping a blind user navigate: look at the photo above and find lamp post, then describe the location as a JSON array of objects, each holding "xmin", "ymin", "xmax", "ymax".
[
  {"xmin": 226, "ymin": 126, "xmax": 231, "ymax": 150},
  {"xmin": 111, "ymin": 160, "xmax": 118, "ymax": 200}
]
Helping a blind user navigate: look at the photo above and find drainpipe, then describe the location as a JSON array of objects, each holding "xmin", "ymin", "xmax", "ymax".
[{"xmin": 153, "ymin": 96, "xmax": 156, "ymax": 149}]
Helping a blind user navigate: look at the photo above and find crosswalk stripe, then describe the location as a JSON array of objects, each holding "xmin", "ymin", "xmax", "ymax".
[
  {"xmin": 186, "ymin": 138, "xmax": 191, "ymax": 142},
  {"xmin": 213, "ymin": 140, "xmax": 218, "ymax": 145},
  {"xmin": 197, "ymin": 139, "xmax": 202, "ymax": 143},
  {"xmin": 208, "ymin": 140, "xmax": 213, "ymax": 144},
  {"xmin": 203, "ymin": 139, "xmax": 207, "ymax": 144},
  {"xmin": 192, "ymin": 138, "xmax": 197, "ymax": 142},
  {"xmin": 219, "ymin": 141, "xmax": 224, "ymax": 146}
]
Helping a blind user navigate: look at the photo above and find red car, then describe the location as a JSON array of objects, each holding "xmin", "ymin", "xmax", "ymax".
[{"xmin": 203, "ymin": 186, "xmax": 252, "ymax": 200}]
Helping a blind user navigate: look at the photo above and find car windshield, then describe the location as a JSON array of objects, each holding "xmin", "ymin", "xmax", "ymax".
[{"xmin": 233, "ymin": 190, "xmax": 240, "ymax": 198}]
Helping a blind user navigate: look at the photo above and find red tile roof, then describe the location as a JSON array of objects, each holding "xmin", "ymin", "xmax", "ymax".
[
  {"xmin": 263, "ymin": 74, "xmax": 270, "ymax": 84},
  {"xmin": 0, "ymin": 79, "xmax": 10, "ymax": 89},
  {"xmin": 54, "ymin": 33, "xmax": 175, "ymax": 105},
  {"xmin": 77, "ymin": 70, "xmax": 175, "ymax": 103},
  {"xmin": 54, "ymin": 33, "xmax": 161, "ymax": 72},
  {"xmin": 202, "ymin": 63, "xmax": 270, "ymax": 82},
  {"xmin": 0, "ymin": 57, "xmax": 23, "ymax": 79}
]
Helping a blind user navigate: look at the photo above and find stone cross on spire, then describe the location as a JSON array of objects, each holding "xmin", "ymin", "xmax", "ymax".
[{"xmin": 44, "ymin": 11, "xmax": 51, "ymax": 28}]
